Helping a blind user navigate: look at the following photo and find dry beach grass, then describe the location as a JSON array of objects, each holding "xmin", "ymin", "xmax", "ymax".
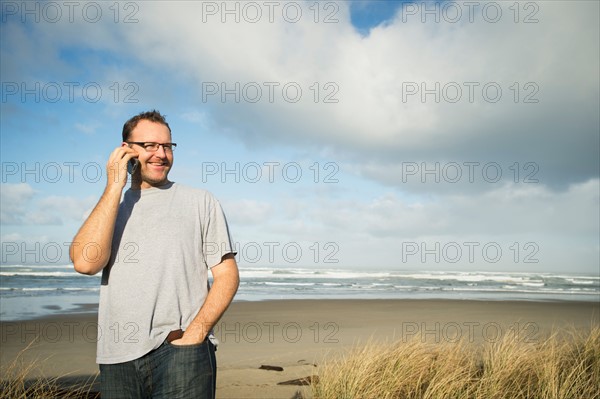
[
  {"xmin": 0, "ymin": 342, "xmax": 99, "ymax": 399},
  {"xmin": 311, "ymin": 327, "xmax": 600, "ymax": 399},
  {"xmin": 2, "ymin": 327, "xmax": 598, "ymax": 399},
  {"xmin": 1, "ymin": 300, "xmax": 598, "ymax": 398}
]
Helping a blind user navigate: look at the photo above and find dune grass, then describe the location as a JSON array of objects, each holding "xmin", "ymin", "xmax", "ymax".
[
  {"xmin": 311, "ymin": 327, "xmax": 600, "ymax": 399},
  {"xmin": 0, "ymin": 342, "xmax": 99, "ymax": 399},
  {"xmin": 2, "ymin": 327, "xmax": 598, "ymax": 398}
]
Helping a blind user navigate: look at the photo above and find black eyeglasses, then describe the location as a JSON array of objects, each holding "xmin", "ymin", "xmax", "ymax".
[{"xmin": 127, "ymin": 142, "xmax": 177, "ymax": 152}]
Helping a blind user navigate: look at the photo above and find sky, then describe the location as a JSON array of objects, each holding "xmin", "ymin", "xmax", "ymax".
[{"xmin": 0, "ymin": 0, "xmax": 598, "ymax": 274}]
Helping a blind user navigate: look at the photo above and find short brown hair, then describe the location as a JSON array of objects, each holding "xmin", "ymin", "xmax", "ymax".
[{"xmin": 122, "ymin": 110, "xmax": 171, "ymax": 142}]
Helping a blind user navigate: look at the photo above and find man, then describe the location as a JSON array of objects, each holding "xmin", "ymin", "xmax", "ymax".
[{"xmin": 70, "ymin": 110, "xmax": 239, "ymax": 398}]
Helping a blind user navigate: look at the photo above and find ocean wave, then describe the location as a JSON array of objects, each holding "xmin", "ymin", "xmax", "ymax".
[
  {"xmin": 2, "ymin": 266, "xmax": 598, "ymax": 303},
  {"xmin": 0, "ymin": 271, "xmax": 86, "ymax": 277},
  {"xmin": 264, "ymin": 282, "xmax": 316, "ymax": 286},
  {"xmin": 0, "ymin": 264, "xmax": 73, "ymax": 269},
  {"xmin": 20, "ymin": 287, "xmax": 99, "ymax": 292}
]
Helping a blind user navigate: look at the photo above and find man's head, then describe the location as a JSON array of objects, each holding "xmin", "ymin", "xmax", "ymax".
[{"xmin": 122, "ymin": 110, "xmax": 174, "ymax": 189}]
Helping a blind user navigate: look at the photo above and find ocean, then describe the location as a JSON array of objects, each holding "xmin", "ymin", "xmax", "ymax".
[{"xmin": 1, "ymin": 264, "xmax": 598, "ymax": 321}]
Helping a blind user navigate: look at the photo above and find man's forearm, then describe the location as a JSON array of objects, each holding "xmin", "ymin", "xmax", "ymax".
[
  {"xmin": 70, "ymin": 186, "xmax": 122, "ymax": 275},
  {"xmin": 180, "ymin": 257, "xmax": 240, "ymax": 344}
]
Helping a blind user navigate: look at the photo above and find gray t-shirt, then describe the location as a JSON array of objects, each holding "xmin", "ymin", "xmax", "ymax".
[{"xmin": 96, "ymin": 182, "xmax": 235, "ymax": 364}]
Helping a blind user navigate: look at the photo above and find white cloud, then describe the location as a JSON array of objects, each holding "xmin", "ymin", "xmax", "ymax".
[
  {"xmin": 0, "ymin": 183, "xmax": 35, "ymax": 224},
  {"xmin": 226, "ymin": 178, "xmax": 599, "ymax": 272},
  {"xmin": 2, "ymin": 1, "xmax": 597, "ymax": 274},
  {"xmin": 180, "ymin": 110, "xmax": 207, "ymax": 124},
  {"xmin": 34, "ymin": 195, "xmax": 97, "ymax": 224},
  {"xmin": 90, "ymin": 0, "xmax": 598, "ymax": 190},
  {"xmin": 0, "ymin": 184, "xmax": 96, "ymax": 225},
  {"xmin": 4, "ymin": 1, "xmax": 597, "ymax": 187},
  {"xmin": 223, "ymin": 199, "xmax": 273, "ymax": 225},
  {"xmin": 74, "ymin": 121, "xmax": 100, "ymax": 136},
  {"xmin": 0, "ymin": 232, "xmax": 25, "ymax": 242},
  {"xmin": 314, "ymin": 179, "xmax": 599, "ymax": 239}
]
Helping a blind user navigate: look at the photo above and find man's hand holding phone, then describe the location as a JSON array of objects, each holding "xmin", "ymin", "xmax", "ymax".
[
  {"xmin": 106, "ymin": 146, "xmax": 139, "ymax": 191},
  {"xmin": 127, "ymin": 158, "xmax": 139, "ymax": 175}
]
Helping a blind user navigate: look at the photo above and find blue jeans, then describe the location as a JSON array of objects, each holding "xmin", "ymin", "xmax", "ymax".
[{"xmin": 99, "ymin": 339, "xmax": 216, "ymax": 399}]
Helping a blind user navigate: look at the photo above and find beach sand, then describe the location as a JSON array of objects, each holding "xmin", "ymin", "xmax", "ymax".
[{"xmin": 1, "ymin": 299, "xmax": 598, "ymax": 398}]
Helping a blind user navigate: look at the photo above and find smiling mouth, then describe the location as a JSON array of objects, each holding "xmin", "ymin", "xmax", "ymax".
[{"xmin": 148, "ymin": 161, "xmax": 168, "ymax": 167}]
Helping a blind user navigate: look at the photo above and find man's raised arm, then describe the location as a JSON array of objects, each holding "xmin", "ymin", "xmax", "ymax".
[{"xmin": 70, "ymin": 146, "xmax": 137, "ymax": 275}]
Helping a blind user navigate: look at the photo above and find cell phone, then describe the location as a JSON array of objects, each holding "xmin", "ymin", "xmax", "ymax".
[{"xmin": 127, "ymin": 158, "xmax": 139, "ymax": 174}]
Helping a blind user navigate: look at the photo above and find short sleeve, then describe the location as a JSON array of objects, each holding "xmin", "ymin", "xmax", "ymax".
[{"xmin": 203, "ymin": 197, "xmax": 236, "ymax": 268}]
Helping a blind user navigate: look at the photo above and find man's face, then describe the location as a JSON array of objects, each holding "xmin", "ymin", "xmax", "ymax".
[{"xmin": 126, "ymin": 119, "xmax": 174, "ymax": 189}]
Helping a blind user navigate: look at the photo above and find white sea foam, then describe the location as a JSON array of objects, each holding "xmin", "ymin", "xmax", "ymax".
[
  {"xmin": 0, "ymin": 271, "xmax": 82, "ymax": 277},
  {"xmin": 0, "ymin": 264, "xmax": 73, "ymax": 269},
  {"xmin": 1, "ymin": 265, "xmax": 598, "ymax": 322}
]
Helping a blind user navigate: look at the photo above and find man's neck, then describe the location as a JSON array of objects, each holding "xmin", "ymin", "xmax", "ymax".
[{"xmin": 130, "ymin": 179, "xmax": 172, "ymax": 190}]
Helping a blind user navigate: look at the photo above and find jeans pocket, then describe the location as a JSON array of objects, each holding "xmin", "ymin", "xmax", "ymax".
[
  {"xmin": 154, "ymin": 338, "xmax": 216, "ymax": 399},
  {"xmin": 166, "ymin": 337, "xmax": 209, "ymax": 349}
]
